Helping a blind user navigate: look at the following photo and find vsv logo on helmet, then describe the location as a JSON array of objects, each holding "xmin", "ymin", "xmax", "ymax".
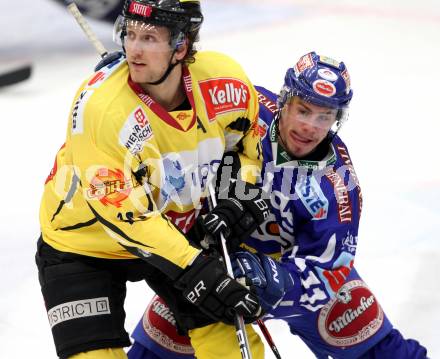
[{"xmin": 199, "ymin": 78, "xmax": 250, "ymax": 122}]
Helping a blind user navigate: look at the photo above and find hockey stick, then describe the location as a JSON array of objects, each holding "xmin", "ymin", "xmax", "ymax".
[
  {"xmin": 0, "ymin": 65, "xmax": 32, "ymax": 88},
  {"xmin": 207, "ymin": 183, "xmax": 283, "ymax": 359},
  {"xmin": 65, "ymin": 0, "xmax": 108, "ymax": 58},
  {"xmin": 207, "ymin": 183, "xmax": 253, "ymax": 359},
  {"xmin": 256, "ymin": 319, "xmax": 282, "ymax": 359}
]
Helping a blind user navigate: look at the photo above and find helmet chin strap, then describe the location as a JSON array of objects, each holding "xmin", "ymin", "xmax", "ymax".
[
  {"xmin": 147, "ymin": 31, "xmax": 187, "ymax": 86},
  {"xmin": 328, "ymin": 119, "xmax": 344, "ymax": 142},
  {"xmin": 146, "ymin": 49, "xmax": 180, "ymax": 86}
]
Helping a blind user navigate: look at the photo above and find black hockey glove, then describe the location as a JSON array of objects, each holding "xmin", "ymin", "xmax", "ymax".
[
  {"xmin": 175, "ymin": 254, "xmax": 263, "ymax": 324},
  {"xmin": 94, "ymin": 51, "xmax": 125, "ymax": 72},
  {"xmin": 199, "ymin": 181, "xmax": 271, "ymax": 250}
]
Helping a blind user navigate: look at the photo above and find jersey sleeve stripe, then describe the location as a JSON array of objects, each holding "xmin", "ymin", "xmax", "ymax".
[{"xmin": 60, "ymin": 218, "xmax": 98, "ymax": 231}]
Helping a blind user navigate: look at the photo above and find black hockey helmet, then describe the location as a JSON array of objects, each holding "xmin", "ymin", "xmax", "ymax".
[{"xmin": 114, "ymin": 0, "xmax": 203, "ymax": 50}]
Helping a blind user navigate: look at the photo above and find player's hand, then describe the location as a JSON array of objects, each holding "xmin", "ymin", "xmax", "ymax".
[
  {"xmin": 94, "ymin": 51, "xmax": 125, "ymax": 72},
  {"xmin": 199, "ymin": 182, "xmax": 271, "ymax": 250},
  {"xmin": 231, "ymin": 251, "xmax": 295, "ymax": 312},
  {"xmin": 175, "ymin": 254, "xmax": 263, "ymax": 323}
]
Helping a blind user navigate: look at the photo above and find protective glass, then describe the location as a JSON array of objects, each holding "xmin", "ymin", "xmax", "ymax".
[
  {"xmin": 113, "ymin": 15, "xmax": 173, "ymax": 53},
  {"xmin": 281, "ymin": 96, "xmax": 349, "ymax": 130}
]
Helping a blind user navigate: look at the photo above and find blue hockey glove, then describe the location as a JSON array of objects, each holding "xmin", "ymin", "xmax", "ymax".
[
  {"xmin": 231, "ymin": 251, "xmax": 294, "ymax": 312},
  {"xmin": 94, "ymin": 51, "xmax": 125, "ymax": 72}
]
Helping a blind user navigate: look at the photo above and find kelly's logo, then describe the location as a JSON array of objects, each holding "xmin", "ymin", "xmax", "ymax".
[{"xmin": 199, "ymin": 78, "xmax": 250, "ymax": 122}]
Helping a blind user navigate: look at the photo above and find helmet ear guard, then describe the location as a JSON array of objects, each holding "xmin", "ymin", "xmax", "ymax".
[{"xmin": 169, "ymin": 28, "xmax": 187, "ymax": 50}]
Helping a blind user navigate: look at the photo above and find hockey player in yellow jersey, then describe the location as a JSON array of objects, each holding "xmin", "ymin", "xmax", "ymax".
[{"xmin": 36, "ymin": 1, "xmax": 268, "ymax": 358}]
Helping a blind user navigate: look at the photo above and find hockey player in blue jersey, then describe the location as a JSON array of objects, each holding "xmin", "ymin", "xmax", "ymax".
[{"xmin": 126, "ymin": 52, "xmax": 428, "ymax": 358}]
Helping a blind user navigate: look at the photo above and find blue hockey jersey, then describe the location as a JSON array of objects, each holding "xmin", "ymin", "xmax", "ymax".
[
  {"xmin": 129, "ymin": 87, "xmax": 429, "ymax": 359},
  {"xmin": 244, "ymin": 86, "xmax": 393, "ymax": 357}
]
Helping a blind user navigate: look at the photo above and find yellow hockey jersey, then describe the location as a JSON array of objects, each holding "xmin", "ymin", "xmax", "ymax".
[{"xmin": 40, "ymin": 51, "xmax": 262, "ymax": 279}]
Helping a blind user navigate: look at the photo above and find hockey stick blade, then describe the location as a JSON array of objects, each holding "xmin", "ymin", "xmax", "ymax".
[{"xmin": 0, "ymin": 65, "xmax": 32, "ymax": 88}]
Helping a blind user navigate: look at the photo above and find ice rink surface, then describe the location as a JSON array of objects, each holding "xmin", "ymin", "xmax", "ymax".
[{"xmin": 1, "ymin": 0, "xmax": 439, "ymax": 357}]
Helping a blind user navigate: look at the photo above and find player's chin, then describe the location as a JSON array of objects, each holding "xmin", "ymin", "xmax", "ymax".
[
  {"xmin": 128, "ymin": 66, "xmax": 148, "ymax": 79},
  {"xmin": 129, "ymin": 72, "xmax": 150, "ymax": 84},
  {"xmin": 290, "ymin": 143, "xmax": 316, "ymax": 159}
]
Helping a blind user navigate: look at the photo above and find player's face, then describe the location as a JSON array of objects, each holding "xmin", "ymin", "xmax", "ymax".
[
  {"xmin": 278, "ymin": 97, "xmax": 337, "ymax": 158},
  {"xmin": 124, "ymin": 23, "xmax": 174, "ymax": 84}
]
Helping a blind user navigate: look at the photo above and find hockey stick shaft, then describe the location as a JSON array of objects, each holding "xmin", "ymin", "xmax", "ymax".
[
  {"xmin": 257, "ymin": 319, "xmax": 282, "ymax": 359},
  {"xmin": 207, "ymin": 183, "xmax": 253, "ymax": 359},
  {"xmin": 208, "ymin": 183, "xmax": 282, "ymax": 359},
  {"xmin": 65, "ymin": 0, "xmax": 108, "ymax": 58}
]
